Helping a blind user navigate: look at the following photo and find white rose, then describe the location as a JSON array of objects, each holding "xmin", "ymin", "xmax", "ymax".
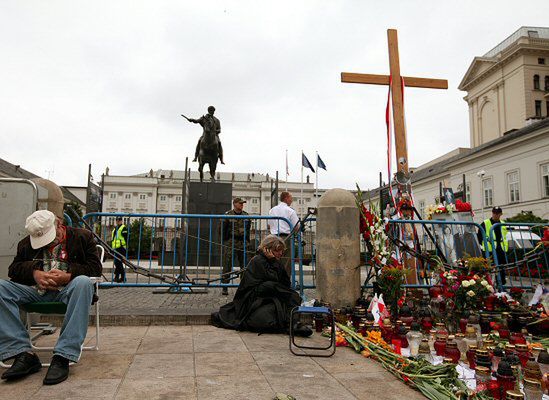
[
  {"xmin": 481, "ymin": 280, "xmax": 488, "ymax": 286},
  {"xmin": 467, "ymin": 290, "xmax": 475, "ymax": 297},
  {"xmin": 488, "ymin": 286, "xmax": 495, "ymax": 293},
  {"xmin": 469, "ymin": 279, "xmax": 476, "ymax": 286},
  {"xmin": 462, "ymin": 280, "xmax": 470, "ymax": 288}
]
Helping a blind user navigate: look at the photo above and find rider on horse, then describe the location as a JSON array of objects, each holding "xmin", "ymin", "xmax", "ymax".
[{"xmin": 189, "ymin": 106, "xmax": 225, "ymax": 164}]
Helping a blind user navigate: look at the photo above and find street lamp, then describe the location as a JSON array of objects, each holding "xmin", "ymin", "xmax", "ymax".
[{"xmin": 476, "ymin": 170, "xmax": 486, "ymax": 221}]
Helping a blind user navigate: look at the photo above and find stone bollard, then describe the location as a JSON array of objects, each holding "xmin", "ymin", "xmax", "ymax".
[{"xmin": 316, "ymin": 188, "xmax": 361, "ymax": 308}]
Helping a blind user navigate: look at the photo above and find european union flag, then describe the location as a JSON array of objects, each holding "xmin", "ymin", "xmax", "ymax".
[
  {"xmin": 302, "ymin": 153, "xmax": 315, "ymax": 173},
  {"xmin": 317, "ymin": 154, "xmax": 327, "ymax": 171}
]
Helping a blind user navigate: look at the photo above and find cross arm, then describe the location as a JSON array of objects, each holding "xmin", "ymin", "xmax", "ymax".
[{"xmin": 341, "ymin": 72, "xmax": 448, "ymax": 89}]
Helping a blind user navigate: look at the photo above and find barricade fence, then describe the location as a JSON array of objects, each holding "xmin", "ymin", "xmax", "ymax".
[
  {"xmin": 489, "ymin": 222, "xmax": 548, "ymax": 291},
  {"xmin": 83, "ymin": 213, "xmax": 300, "ymax": 290},
  {"xmin": 82, "ymin": 213, "xmax": 545, "ymax": 295}
]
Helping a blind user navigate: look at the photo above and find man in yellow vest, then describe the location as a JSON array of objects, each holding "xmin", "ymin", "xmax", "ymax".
[
  {"xmin": 478, "ymin": 206, "xmax": 508, "ymax": 285},
  {"xmin": 111, "ymin": 217, "xmax": 128, "ymax": 283}
]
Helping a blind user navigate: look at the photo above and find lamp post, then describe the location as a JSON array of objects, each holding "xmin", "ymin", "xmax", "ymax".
[{"xmin": 477, "ymin": 170, "xmax": 486, "ymax": 221}]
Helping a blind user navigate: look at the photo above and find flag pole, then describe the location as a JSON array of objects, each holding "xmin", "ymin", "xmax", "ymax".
[
  {"xmin": 300, "ymin": 150, "xmax": 304, "ymax": 219},
  {"xmin": 315, "ymin": 151, "xmax": 319, "ymax": 205},
  {"xmin": 285, "ymin": 149, "xmax": 289, "ymax": 191}
]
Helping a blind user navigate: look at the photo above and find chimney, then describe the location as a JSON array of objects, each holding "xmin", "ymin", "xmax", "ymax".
[{"xmin": 306, "ymin": 175, "xmax": 310, "ymax": 184}]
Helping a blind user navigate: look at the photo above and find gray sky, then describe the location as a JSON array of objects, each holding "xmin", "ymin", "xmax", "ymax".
[{"xmin": 2, "ymin": 1, "xmax": 548, "ymax": 191}]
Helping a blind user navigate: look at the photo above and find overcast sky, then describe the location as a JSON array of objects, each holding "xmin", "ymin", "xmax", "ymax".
[{"xmin": 2, "ymin": 1, "xmax": 548, "ymax": 191}]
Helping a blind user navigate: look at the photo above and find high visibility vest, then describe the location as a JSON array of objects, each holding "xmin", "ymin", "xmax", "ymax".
[
  {"xmin": 481, "ymin": 219, "xmax": 508, "ymax": 252},
  {"xmin": 111, "ymin": 224, "xmax": 127, "ymax": 249}
]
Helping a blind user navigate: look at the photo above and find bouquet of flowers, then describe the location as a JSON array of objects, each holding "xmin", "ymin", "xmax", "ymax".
[
  {"xmin": 425, "ymin": 203, "xmax": 455, "ymax": 220},
  {"xmin": 454, "ymin": 275, "xmax": 495, "ymax": 312},
  {"xmin": 376, "ymin": 259, "xmax": 407, "ymax": 316},
  {"xmin": 454, "ymin": 199, "xmax": 472, "ymax": 213}
]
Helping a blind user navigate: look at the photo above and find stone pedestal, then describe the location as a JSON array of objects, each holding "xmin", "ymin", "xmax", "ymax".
[{"xmin": 316, "ymin": 189, "xmax": 361, "ymax": 308}]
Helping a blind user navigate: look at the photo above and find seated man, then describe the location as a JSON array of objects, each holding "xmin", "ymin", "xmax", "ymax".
[
  {"xmin": 0, "ymin": 210, "xmax": 102, "ymax": 385},
  {"xmin": 211, "ymin": 235, "xmax": 311, "ymax": 336}
]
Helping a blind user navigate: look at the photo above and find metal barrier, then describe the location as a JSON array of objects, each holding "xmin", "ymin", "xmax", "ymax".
[
  {"xmin": 374, "ymin": 219, "xmax": 491, "ymax": 288},
  {"xmin": 489, "ymin": 222, "xmax": 548, "ymax": 291},
  {"xmin": 82, "ymin": 212, "xmax": 299, "ymax": 290}
]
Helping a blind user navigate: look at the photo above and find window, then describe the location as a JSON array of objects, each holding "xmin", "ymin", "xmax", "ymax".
[
  {"xmin": 542, "ymin": 164, "xmax": 549, "ymax": 197},
  {"xmin": 124, "ymin": 193, "xmax": 131, "ymax": 199},
  {"xmin": 482, "ymin": 178, "xmax": 493, "ymax": 208},
  {"xmin": 507, "ymin": 171, "xmax": 520, "ymax": 203},
  {"xmin": 109, "ymin": 193, "xmax": 116, "ymax": 199},
  {"xmin": 418, "ymin": 200, "xmax": 425, "ymax": 219},
  {"xmin": 545, "ymin": 76, "xmax": 549, "ymax": 91},
  {"xmin": 534, "ymin": 75, "xmax": 540, "ymax": 90},
  {"xmin": 538, "ymin": 58, "xmax": 546, "ymax": 65},
  {"xmin": 175, "ymin": 196, "xmax": 182, "ymax": 202},
  {"xmin": 465, "ymin": 183, "xmax": 471, "ymax": 203},
  {"xmin": 251, "ymin": 198, "xmax": 258, "ymax": 204},
  {"xmin": 535, "ymin": 100, "xmax": 542, "ymax": 117},
  {"xmin": 160, "ymin": 195, "xmax": 167, "ymax": 201},
  {"xmin": 547, "ymin": 101, "xmax": 549, "ymax": 117},
  {"xmin": 139, "ymin": 194, "xmax": 146, "ymax": 200}
]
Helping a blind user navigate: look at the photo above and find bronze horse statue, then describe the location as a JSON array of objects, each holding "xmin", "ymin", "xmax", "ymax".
[
  {"xmin": 196, "ymin": 115, "xmax": 219, "ymax": 182},
  {"xmin": 183, "ymin": 106, "xmax": 223, "ymax": 182}
]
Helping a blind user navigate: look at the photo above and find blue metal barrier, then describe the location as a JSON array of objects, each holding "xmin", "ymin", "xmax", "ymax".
[
  {"xmin": 82, "ymin": 212, "xmax": 299, "ymax": 290},
  {"xmin": 489, "ymin": 222, "xmax": 548, "ymax": 291}
]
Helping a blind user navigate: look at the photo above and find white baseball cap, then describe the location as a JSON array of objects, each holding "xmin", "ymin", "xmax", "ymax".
[{"xmin": 25, "ymin": 210, "xmax": 57, "ymax": 249}]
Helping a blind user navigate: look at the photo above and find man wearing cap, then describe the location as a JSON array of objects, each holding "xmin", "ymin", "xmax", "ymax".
[
  {"xmin": 220, "ymin": 198, "xmax": 250, "ymax": 295},
  {"xmin": 478, "ymin": 207, "xmax": 508, "ymax": 285},
  {"xmin": 0, "ymin": 210, "xmax": 102, "ymax": 385},
  {"xmin": 111, "ymin": 217, "xmax": 128, "ymax": 283}
]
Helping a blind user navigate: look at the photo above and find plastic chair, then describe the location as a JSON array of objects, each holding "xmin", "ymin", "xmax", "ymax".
[{"xmin": 289, "ymin": 306, "xmax": 336, "ymax": 357}]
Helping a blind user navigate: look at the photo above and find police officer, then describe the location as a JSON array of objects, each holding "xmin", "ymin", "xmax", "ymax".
[
  {"xmin": 221, "ymin": 198, "xmax": 250, "ymax": 295},
  {"xmin": 111, "ymin": 217, "xmax": 128, "ymax": 283},
  {"xmin": 478, "ymin": 206, "xmax": 508, "ymax": 285}
]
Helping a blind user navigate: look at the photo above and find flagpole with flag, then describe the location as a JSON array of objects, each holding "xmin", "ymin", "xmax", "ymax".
[
  {"xmin": 285, "ymin": 149, "xmax": 289, "ymax": 191},
  {"xmin": 316, "ymin": 153, "xmax": 327, "ymax": 205},
  {"xmin": 301, "ymin": 152, "xmax": 315, "ymax": 218}
]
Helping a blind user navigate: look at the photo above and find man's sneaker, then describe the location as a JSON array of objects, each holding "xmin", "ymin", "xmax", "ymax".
[
  {"xmin": 1, "ymin": 352, "xmax": 41, "ymax": 381},
  {"xmin": 43, "ymin": 355, "xmax": 70, "ymax": 385},
  {"xmin": 221, "ymin": 287, "xmax": 229, "ymax": 296}
]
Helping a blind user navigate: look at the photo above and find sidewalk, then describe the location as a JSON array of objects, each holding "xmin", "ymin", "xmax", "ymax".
[{"xmin": 0, "ymin": 325, "xmax": 426, "ymax": 400}]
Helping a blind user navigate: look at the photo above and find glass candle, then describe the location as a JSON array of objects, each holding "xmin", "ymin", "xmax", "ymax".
[
  {"xmin": 467, "ymin": 345, "xmax": 478, "ymax": 369},
  {"xmin": 445, "ymin": 341, "xmax": 460, "ymax": 364},
  {"xmin": 406, "ymin": 323, "xmax": 423, "ymax": 357},
  {"xmin": 475, "ymin": 366, "xmax": 491, "ymax": 391},
  {"xmin": 492, "ymin": 347, "xmax": 504, "ymax": 373},
  {"xmin": 523, "ymin": 378, "xmax": 543, "ymax": 400},
  {"xmin": 496, "ymin": 361, "xmax": 516, "ymax": 397},
  {"xmin": 515, "ymin": 344, "xmax": 532, "ymax": 368},
  {"xmin": 454, "ymin": 333, "xmax": 468, "ymax": 361},
  {"xmin": 434, "ymin": 336, "xmax": 447, "ymax": 356},
  {"xmin": 505, "ymin": 390, "xmax": 524, "ymax": 399},
  {"xmin": 476, "ymin": 348, "xmax": 493, "ymax": 370}
]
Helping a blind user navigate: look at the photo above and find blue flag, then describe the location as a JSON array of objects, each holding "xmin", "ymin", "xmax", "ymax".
[
  {"xmin": 317, "ymin": 154, "xmax": 327, "ymax": 171},
  {"xmin": 302, "ymin": 152, "xmax": 315, "ymax": 173}
]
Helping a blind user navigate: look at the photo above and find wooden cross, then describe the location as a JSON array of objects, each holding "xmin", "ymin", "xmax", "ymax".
[{"xmin": 341, "ymin": 29, "xmax": 448, "ymax": 178}]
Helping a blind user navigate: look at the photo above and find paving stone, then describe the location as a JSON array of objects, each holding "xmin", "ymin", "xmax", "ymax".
[
  {"xmin": 252, "ymin": 351, "xmax": 326, "ymax": 378},
  {"xmin": 195, "ymin": 351, "xmax": 260, "ymax": 376},
  {"xmin": 266, "ymin": 372, "xmax": 357, "ymax": 400},
  {"xmin": 312, "ymin": 346, "xmax": 386, "ymax": 374},
  {"xmin": 196, "ymin": 373, "xmax": 273, "ymax": 400},
  {"xmin": 70, "ymin": 353, "xmax": 133, "ymax": 380},
  {"xmin": 137, "ymin": 325, "xmax": 193, "ymax": 354},
  {"xmin": 33, "ymin": 378, "xmax": 121, "ymax": 400},
  {"xmin": 332, "ymin": 371, "xmax": 427, "ymax": 400},
  {"xmin": 192, "ymin": 326, "xmax": 247, "ymax": 353},
  {"xmin": 116, "ymin": 376, "xmax": 196, "ymax": 400},
  {"xmin": 126, "ymin": 353, "xmax": 195, "ymax": 379}
]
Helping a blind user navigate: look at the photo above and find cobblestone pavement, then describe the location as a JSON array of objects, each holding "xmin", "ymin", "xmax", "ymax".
[{"xmin": 0, "ymin": 325, "xmax": 426, "ymax": 400}]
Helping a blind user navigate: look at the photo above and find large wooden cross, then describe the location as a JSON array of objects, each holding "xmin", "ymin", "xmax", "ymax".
[{"xmin": 341, "ymin": 29, "xmax": 448, "ymax": 179}]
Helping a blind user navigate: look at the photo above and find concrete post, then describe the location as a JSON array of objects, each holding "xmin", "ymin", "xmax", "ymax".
[{"xmin": 316, "ymin": 188, "xmax": 361, "ymax": 308}]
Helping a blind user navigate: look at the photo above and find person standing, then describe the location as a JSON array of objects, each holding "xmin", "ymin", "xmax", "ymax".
[
  {"xmin": 268, "ymin": 191, "xmax": 299, "ymax": 278},
  {"xmin": 478, "ymin": 206, "xmax": 508, "ymax": 286},
  {"xmin": 220, "ymin": 198, "xmax": 250, "ymax": 295},
  {"xmin": 111, "ymin": 217, "xmax": 128, "ymax": 283},
  {"xmin": 0, "ymin": 210, "xmax": 102, "ymax": 385}
]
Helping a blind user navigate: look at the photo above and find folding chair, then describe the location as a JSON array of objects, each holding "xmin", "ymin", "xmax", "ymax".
[
  {"xmin": 289, "ymin": 306, "xmax": 336, "ymax": 357},
  {"xmin": 1, "ymin": 245, "xmax": 104, "ymax": 367}
]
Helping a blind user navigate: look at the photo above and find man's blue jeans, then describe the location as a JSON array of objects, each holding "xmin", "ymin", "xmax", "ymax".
[{"xmin": 0, "ymin": 276, "xmax": 94, "ymax": 362}]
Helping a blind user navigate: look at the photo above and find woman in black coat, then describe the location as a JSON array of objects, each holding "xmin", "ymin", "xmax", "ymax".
[{"xmin": 212, "ymin": 235, "xmax": 308, "ymax": 334}]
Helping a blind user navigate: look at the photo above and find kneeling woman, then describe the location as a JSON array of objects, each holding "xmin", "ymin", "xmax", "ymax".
[{"xmin": 212, "ymin": 235, "xmax": 309, "ymax": 335}]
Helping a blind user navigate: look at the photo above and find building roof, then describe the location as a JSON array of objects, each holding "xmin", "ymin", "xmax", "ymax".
[
  {"xmin": 364, "ymin": 117, "xmax": 549, "ymax": 199},
  {"xmin": 483, "ymin": 26, "xmax": 549, "ymax": 58},
  {"xmin": 0, "ymin": 157, "xmax": 85, "ymax": 207}
]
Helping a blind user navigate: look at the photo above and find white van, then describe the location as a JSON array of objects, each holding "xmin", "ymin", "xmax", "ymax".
[{"xmin": 506, "ymin": 227, "xmax": 541, "ymax": 250}]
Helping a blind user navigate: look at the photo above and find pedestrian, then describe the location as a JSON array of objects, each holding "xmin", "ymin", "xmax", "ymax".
[
  {"xmin": 111, "ymin": 217, "xmax": 128, "ymax": 283},
  {"xmin": 478, "ymin": 206, "xmax": 508, "ymax": 286},
  {"xmin": 220, "ymin": 198, "xmax": 250, "ymax": 295},
  {"xmin": 0, "ymin": 210, "xmax": 102, "ymax": 385},
  {"xmin": 268, "ymin": 191, "xmax": 299, "ymax": 278}
]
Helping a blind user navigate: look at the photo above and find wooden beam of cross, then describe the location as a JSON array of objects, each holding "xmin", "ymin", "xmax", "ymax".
[{"xmin": 341, "ymin": 29, "xmax": 448, "ymax": 178}]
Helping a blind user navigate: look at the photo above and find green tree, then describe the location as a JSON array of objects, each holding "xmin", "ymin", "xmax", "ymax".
[
  {"xmin": 506, "ymin": 211, "xmax": 547, "ymax": 236},
  {"xmin": 128, "ymin": 218, "xmax": 152, "ymax": 256}
]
